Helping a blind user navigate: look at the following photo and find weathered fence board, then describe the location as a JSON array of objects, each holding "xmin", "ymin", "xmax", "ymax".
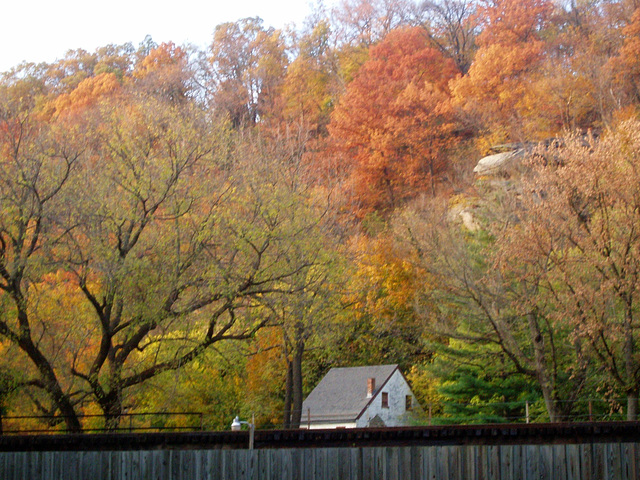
[
  {"xmin": 622, "ymin": 443, "xmax": 637, "ymax": 480},
  {"xmin": 1, "ymin": 443, "xmax": 639, "ymax": 480}
]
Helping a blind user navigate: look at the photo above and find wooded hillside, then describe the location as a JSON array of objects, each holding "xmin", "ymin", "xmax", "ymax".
[{"xmin": 2, "ymin": 0, "xmax": 640, "ymax": 431}]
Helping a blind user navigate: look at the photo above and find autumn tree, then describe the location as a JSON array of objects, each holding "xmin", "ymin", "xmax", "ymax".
[
  {"xmin": 53, "ymin": 92, "xmax": 323, "ymax": 429},
  {"xmin": 133, "ymin": 42, "xmax": 193, "ymax": 101},
  {"xmin": 208, "ymin": 17, "xmax": 288, "ymax": 127},
  {"xmin": 509, "ymin": 122, "xmax": 640, "ymax": 419},
  {"xmin": 328, "ymin": 26, "xmax": 459, "ymax": 215},
  {"xmin": 273, "ymin": 258, "xmax": 346, "ymax": 429},
  {"xmin": 39, "ymin": 44, "xmax": 135, "ymax": 96},
  {"xmin": 0, "ymin": 52, "xmax": 349, "ymax": 429},
  {"xmin": 608, "ymin": 6, "xmax": 640, "ymax": 110},
  {"xmin": 416, "ymin": 0, "xmax": 478, "ymax": 74},
  {"xmin": 450, "ymin": 0, "xmax": 555, "ymax": 144},
  {"xmin": 53, "ymin": 94, "xmax": 220, "ymax": 429},
  {"xmin": 0, "ymin": 82, "xmax": 83, "ymax": 431},
  {"xmin": 332, "ymin": 0, "xmax": 415, "ymax": 47},
  {"xmin": 394, "ymin": 195, "xmax": 593, "ymax": 422},
  {"xmin": 327, "ymin": 0, "xmax": 419, "ymax": 89},
  {"xmin": 276, "ymin": 20, "xmax": 340, "ymax": 137},
  {"xmin": 340, "ymin": 231, "xmax": 431, "ymax": 369},
  {"xmin": 134, "ymin": 344, "xmax": 249, "ymax": 430},
  {"xmin": 534, "ymin": 0, "xmax": 636, "ymax": 133},
  {"xmin": 51, "ymin": 72, "xmax": 122, "ymax": 118},
  {"xmin": 0, "ymin": 367, "xmax": 19, "ymax": 433},
  {"xmin": 234, "ymin": 125, "xmax": 348, "ymax": 430}
]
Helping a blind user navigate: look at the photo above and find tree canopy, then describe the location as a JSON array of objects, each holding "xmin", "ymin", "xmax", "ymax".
[{"xmin": 3, "ymin": 0, "xmax": 640, "ymax": 431}]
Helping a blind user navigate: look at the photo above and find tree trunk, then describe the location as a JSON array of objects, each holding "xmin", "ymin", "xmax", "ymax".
[
  {"xmin": 100, "ymin": 391, "xmax": 123, "ymax": 432},
  {"xmin": 54, "ymin": 387, "xmax": 82, "ymax": 433},
  {"xmin": 627, "ymin": 393, "xmax": 638, "ymax": 421},
  {"xmin": 290, "ymin": 343, "xmax": 304, "ymax": 429},
  {"xmin": 10, "ymin": 294, "xmax": 82, "ymax": 433},
  {"xmin": 624, "ymin": 303, "xmax": 637, "ymax": 421},
  {"xmin": 282, "ymin": 360, "xmax": 293, "ymax": 429},
  {"xmin": 20, "ymin": 338, "xmax": 82, "ymax": 432},
  {"xmin": 429, "ymin": 159, "xmax": 436, "ymax": 198},
  {"xmin": 539, "ymin": 383, "xmax": 558, "ymax": 423},
  {"xmin": 527, "ymin": 312, "xmax": 558, "ymax": 422}
]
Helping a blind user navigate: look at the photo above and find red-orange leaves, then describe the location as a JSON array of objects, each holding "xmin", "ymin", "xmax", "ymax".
[
  {"xmin": 609, "ymin": 8, "xmax": 640, "ymax": 105},
  {"xmin": 328, "ymin": 27, "xmax": 459, "ymax": 216},
  {"xmin": 475, "ymin": 0, "xmax": 553, "ymax": 46}
]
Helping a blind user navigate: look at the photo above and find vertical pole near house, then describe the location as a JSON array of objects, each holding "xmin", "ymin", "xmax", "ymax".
[
  {"xmin": 307, "ymin": 408, "xmax": 311, "ymax": 429},
  {"xmin": 248, "ymin": 414, "xmax": 256, "ymax": 479},
  {"xmin": 525, "ymin": 401, "xmax": 530, "ymax": 424},
  {"xmin": 589, "ymin": 400, "xmax": 593, "ymax": 422},
  {"xmin": 249, "ymin": 413, "xmax": 255, "ymax": 450}
]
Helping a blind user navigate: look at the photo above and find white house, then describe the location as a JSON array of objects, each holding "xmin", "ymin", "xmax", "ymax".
[{"xmin": 300, "ymin": 364, "xmax": 422, "ymax": 429}]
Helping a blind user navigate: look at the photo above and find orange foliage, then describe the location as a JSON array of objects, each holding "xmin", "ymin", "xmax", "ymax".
[
  {"xmin": 475, "ymin": 0, "xmax": 553, "ymax": 46},
  {"xmin": 29, "ymin": 270, "xmax": 99, "ymax": 381},
  {"xmin": 245, "ymin": 328, "xmax": 287, "ymax": 425},
  {"xmin": 133, "ymin": 42, "xmax": 190, "ymax": 99},
  {"xmin": 52, "ymin": 72, "xmax": 121, "ymax": 118},
  {"xmin": 328, "ymin": 27, "xmax": 459, "ymax": 215},
  {"xmin": 134, "ymin": 42, "xmax": 187, "ymax": 79},
  {"xmin": 451, "ymin": 0, "xmax": 554, "ymax": 144},
  {"xmin": 609, "ymin": 8, "xmax": 640, "ymax": 104}
]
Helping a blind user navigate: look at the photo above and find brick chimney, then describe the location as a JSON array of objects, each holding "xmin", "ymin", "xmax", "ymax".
[{"xmin": 367, "ymin": 378, "xmax": 375, "ymax": 398}]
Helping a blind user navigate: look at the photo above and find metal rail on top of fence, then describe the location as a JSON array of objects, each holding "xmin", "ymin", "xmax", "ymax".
[
  {"xmin": 0, "ymin": 397, "xmax": 634, "ymax": 434},
  {"xmin": 420, "ymin": 397, "xmax": 630, "ymax": 425},
  {"xmin": 0, "ymin": 411, "xmax": 204, "ymax": 435}
]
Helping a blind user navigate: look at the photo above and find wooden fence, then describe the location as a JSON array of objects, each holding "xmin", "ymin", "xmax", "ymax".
[{"xmin": 1, "ymin": 442, "xmax": 638, "ymax": 479}]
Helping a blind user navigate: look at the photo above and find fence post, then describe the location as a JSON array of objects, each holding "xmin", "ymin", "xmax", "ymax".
[
  {"xmin": 525, "ymin": 401, "xmax": 530, "ymax": 424},
  {"xmin": 249, "ymin": 413, "xmax": 255, "ymax": 450}
]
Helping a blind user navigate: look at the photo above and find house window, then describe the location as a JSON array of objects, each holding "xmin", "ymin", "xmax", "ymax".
[
  {"xmin": 381, "ymin": 392, "xmax": 389, "ymax": 408},
  {"xmin": 405, "ymin": 395, "xmax": 412, "ymax": 411}
]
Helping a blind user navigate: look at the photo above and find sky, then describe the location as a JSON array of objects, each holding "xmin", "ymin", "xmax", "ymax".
[{"xmin": 1, "ymin": 0, "xmax": 328, "ymax": 73}]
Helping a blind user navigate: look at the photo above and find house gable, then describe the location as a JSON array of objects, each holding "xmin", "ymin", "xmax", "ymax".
[
  {"xmin": 355, "ymin": 368, "xmax": 421, "ymax": 428},
  {"xmin": 301, "ymin": 364, "xmax": 421, "ymax": 429}
]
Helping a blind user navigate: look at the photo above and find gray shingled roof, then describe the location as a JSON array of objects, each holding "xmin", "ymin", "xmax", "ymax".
[{"xmin": 301, "ymin": 364, "xmax": 399, "ymax": 423}]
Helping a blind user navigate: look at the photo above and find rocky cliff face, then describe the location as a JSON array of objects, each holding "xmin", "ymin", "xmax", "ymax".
[{"xmin": 473, "ymin": 149, "xmax": 526, "ymax": 175}]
